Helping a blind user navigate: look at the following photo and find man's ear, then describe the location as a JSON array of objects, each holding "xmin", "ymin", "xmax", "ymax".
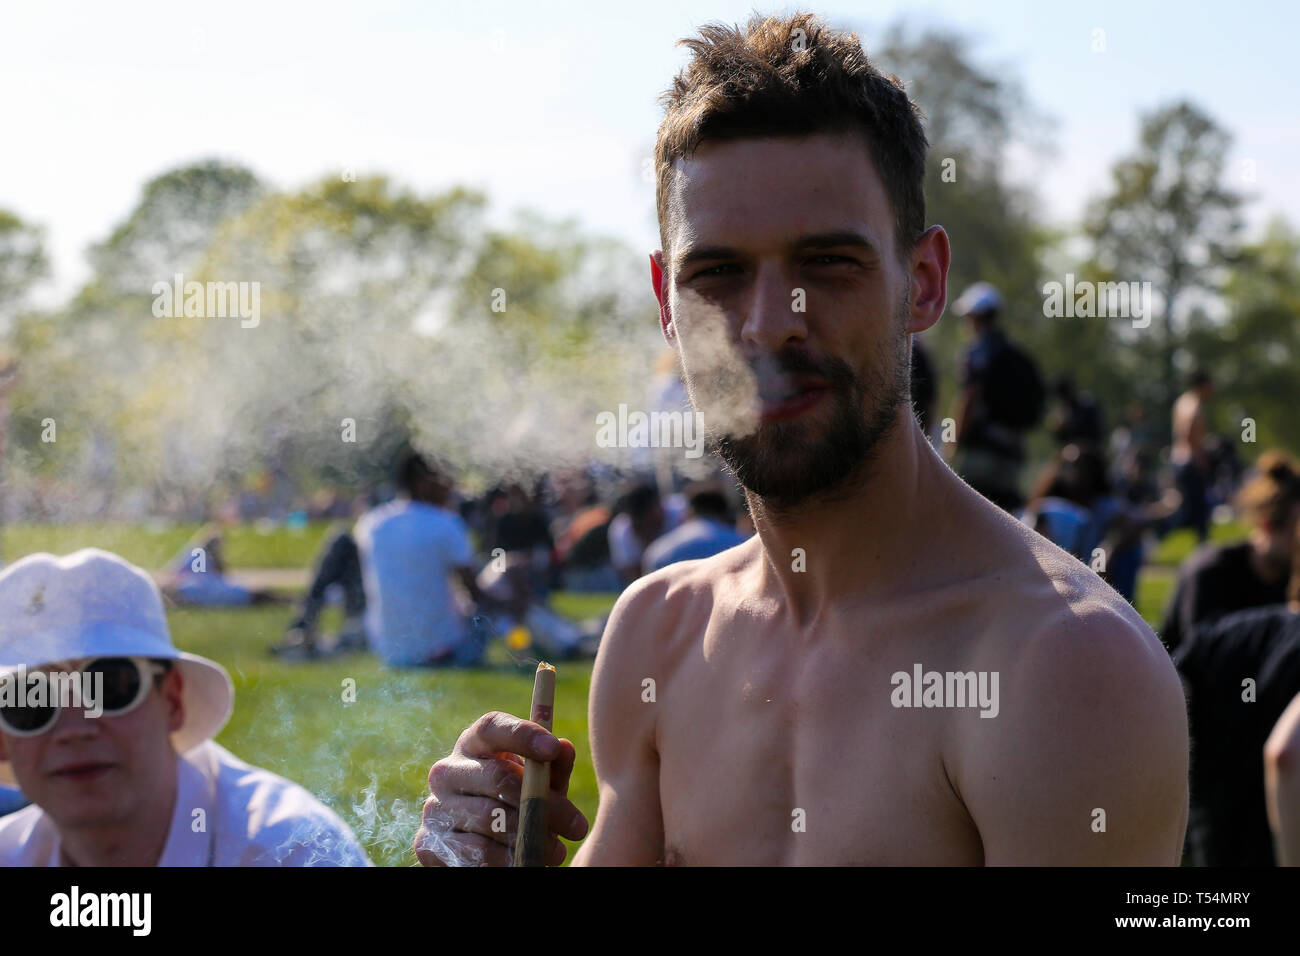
[
  {"xmin": 162, "ymin": 667, "xmax": 185, "ymax": 735},
  {"xmin": 650, "ymin": 251, "xmax": 674, "ymax": 342},
  {"xmin": 906, "ymin": 225, "xmax": 951, "ymax": 335}
]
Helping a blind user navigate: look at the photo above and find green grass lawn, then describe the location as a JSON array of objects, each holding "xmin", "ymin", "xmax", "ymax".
[
  {"xmin": 1148, "ymin": 522, "xmax": 1245, "ymax": 568},
  {"xmin": 1, "ymin": 521, "xmax": 336, "ymax": 570}
]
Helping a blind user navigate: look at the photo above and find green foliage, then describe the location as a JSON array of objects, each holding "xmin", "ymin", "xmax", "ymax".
[
  {"xmin": 1186, "ymin": 218, "xmax": 1300, "ymax": 452},
  {"xmin": 0, "ymin": 209, "xmax": 48, "ymax": 323},
  {"xmin": 1082, "ymin": 101, "xmax": 1243, "ymax": 423},
  {"xmin": 872, "ymin": 24, "xmax": 1055, "ymax": 416}
]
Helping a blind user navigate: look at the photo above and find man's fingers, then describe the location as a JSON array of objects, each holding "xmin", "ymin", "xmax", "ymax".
[
  {"xmin": 545, "ymin": 788, "xmax": 589, "ymax": 841},
  {"xmin": 429, "ymin": 754, "xmax": 525, "ymax": 805},
  {"xmin": 413, "ymin": 825, "xmax": 510, "ymax": 868},
  {"xmin": 427, "ymin": 793, "xmax": 517, "ymax": 846},
  {"xmin": 457, "ymin": 711, "xmax": 561, "ymax": 762},
  {"xmin": 549, "ymin": 738, "xmax": 577, "ymax": 795},
  {"xmin": 546, "ymin": 834, "xmax": 569, "ymax": 867}
]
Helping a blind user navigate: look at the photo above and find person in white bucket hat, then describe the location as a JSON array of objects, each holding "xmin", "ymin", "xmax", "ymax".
[{"xmin": 0, "ymin": 549, "xmax": 370, "ymax": 866}]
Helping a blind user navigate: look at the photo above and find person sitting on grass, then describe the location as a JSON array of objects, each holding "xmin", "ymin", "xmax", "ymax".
[
  {"xmin": 159, "ymin": 526, "xmax": 283, "ymax": 608},
  {"xmin": 607, "ymin": 481, "xmax": 667, "ymax": 586},
  {"xmin": 354, "ymin": 450, "xmax": 505, "ymax": 668},
  {"xmin": 1176, "ymin": 523, "xmax": 1300, "ymax": 866},
  {"xmin": 0, "ymin": 549, "xmax": 370, "ymax": 866},
  {"xmin": 274, "ymin": 518, "xmax": 369, "ymax": 660},
  {"xmin": 641, "ymin": 482, "xmax": 749, "ymax": 573},
  {"xmin": 1160, "ymin": 451, "xmax": 1300, "ymax": 652}
]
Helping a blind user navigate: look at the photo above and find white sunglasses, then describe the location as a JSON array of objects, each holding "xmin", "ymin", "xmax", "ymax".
[{"xmin": 0, "ymin": 656, "xmax": 170, "ymax": 737}]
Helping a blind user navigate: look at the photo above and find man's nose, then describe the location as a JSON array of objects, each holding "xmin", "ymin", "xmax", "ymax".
[
  {"xmin": 48, "ymin": 705, "xmax": 102, "ymax": 742},
  {"xmin": 739, "ymin": 263, "xmax": 809, "ymax": 353}
]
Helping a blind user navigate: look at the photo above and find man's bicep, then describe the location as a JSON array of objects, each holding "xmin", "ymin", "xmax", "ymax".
[
  {"xmin": 964, "ymin": 620, "xmax": 1189, "ymax": 865},
  {"xmin": 572, "ymin": 586, "xmax": 665, "ymax": 865}
]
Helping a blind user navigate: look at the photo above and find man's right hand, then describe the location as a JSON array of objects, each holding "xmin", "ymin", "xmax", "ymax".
[{"xmin": 414, "ymin": 711, "xmax": 589, "ymax": 866}]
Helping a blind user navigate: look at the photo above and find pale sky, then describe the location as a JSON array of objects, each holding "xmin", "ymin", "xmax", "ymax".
[{"xmin": 2, "ymin": 0, "xmax": 1296, "ymax": 305}]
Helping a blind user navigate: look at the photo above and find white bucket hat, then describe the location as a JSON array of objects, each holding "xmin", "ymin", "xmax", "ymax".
[
  {"xmin": 0, "ymin": 548, "xmax": 233, "ymax": 786},
  {"xmin": 953, "ymin": 281, "xmax": 1004, "ymax": 317}
]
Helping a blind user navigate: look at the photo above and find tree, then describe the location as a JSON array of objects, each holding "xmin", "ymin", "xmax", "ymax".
[
  {"xmin": 0, "ymin": 209, "xmax": 48, "ymax": 328},
  {"xmin": 1083, "ymin": 101, "xmax": 1243, "ymax": 427},
  {"xmin": 1185, "ymin": 216, "xmax": 1300, "ymax": 454},
  {"xmin": 869, "ymin": 23, "xmax": 1055, "ymax": 419}
]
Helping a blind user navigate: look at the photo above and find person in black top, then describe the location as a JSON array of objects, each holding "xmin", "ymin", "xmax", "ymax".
[
  {"xmin": 1160, "ymin": 451, "xmax": 1300, "ymax": 653},
  {"xmin": 1050, "ymin": 376, "xmax": 1103, "ymax": 449},
  {"xmin": 1174, "ymin": 531, "xmax": 1300, "ymax": 866},
  {"xmin": 483, "ymin": 482, "xmax": 555, "ymax": 600},
  {"xmin": 949, "ymin": 282, "xmax": 1046, "ymax": 513}
]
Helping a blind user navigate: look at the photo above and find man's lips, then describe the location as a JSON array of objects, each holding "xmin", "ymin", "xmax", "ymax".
[
  {"xmin": 758, "ymin": 381, "xmax": 830, "ymax": 421},
  {"xmin": 51, "ymin": 762, "xmax": 115, "ymax": 781}
]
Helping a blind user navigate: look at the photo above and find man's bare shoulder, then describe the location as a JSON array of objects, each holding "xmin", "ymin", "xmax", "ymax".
[
  {"xmin": 978, "ymin": 515, "xmax": 1165, "ymax": 656},
  {"xmin": 593, "ymin": 538, "xmax": 760, "ymax": 672},
  {"xmin": 943, "ymin": 515, "xmax": 1189, "ymax": 862}
]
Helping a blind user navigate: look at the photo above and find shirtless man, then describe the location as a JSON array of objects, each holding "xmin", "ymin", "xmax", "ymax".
[
  {"xmin": 414, "ymin": 12, "xmax": 1188, "ymax": 866},
  {"xmin": 1170, "ymin": 369, "xmax": 1215, "ymax": 541}
]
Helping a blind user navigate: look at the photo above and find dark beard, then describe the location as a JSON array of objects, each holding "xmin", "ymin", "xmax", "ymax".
[{"xmin": 709, "ymin": 340, "xmax": 909, "ymax": 511}]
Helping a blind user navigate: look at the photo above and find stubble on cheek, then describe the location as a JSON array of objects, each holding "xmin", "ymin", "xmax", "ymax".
[{"xmin": 672, "ymin": 289, "xmax": 761, "ymax": 443}]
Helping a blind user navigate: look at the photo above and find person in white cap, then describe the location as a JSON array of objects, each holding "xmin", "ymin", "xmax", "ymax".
[
  {"xmin": 949, "ymin": 281, "xmax": 1047, "ymax": 512},
  {"xmin": 0, "ymin": 549, "xmax": 370, "ymax": 866}
]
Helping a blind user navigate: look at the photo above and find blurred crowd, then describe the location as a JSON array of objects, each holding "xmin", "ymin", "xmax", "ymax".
[{"xmin": 266, "ymin": 451, "xmax": 755, "ymax": 667}]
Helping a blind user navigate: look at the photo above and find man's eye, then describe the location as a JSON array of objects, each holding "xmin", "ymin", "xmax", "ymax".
[
  {"xmin": 694, "ymin": 264, "xmax": 740, "ymax": 279},
  {"xmin": 807, "ymin": 255, "xmax": 854, "ymax": 266}
]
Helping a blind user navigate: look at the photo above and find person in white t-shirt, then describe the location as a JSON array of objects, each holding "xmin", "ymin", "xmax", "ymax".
[
  {"xmin": 0, "ymin": 549, "xmax": 370, "ymax": 866},
  {"xmin": 354, "ymin": 451, "xmax": 501, "ymax": 667},
  {"xmin": 606, "ymin": 482, "xmax": 667, "ymax": 586}
]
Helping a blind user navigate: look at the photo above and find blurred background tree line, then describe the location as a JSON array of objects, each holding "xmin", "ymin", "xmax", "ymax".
[{"xmin": 0, "ymin": 22, "xmax": 1295, "ymax": 521}]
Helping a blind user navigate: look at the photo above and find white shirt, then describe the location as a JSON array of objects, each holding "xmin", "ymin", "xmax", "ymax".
[
  {"xmin": 607, "ymin": 513, "xmax": 641, "ymax": 569},
  {"xmin": 0, "ymin": 741, "xmax": 370, "ymax": 866},
  {"xmin": 354, "ymin": 498, "xmax": 474, "ymax": 666}
]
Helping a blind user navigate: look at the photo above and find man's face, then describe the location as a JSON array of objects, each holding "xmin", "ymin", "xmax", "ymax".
[
  {"xmin": 0, "ymin": 666, "xmax": 183, "ymax": 831},
  {"xmin": 652, "ymin": 132, "xmax": 947, "ymax": 509}
]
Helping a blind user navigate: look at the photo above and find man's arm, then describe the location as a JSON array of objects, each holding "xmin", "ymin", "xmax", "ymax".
[
  {"xmin": 1265, "ymin": 690, "xmax": 1300, "ymax": 866},
  {"xmin": 571, "ymin": 577, "xmax": 666, "ymax": 864},
  {"xmin": 956, "ymin": 604, "xmax": 1189, "ymax": 865}
]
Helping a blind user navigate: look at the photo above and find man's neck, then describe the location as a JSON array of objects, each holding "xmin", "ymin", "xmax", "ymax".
[
  {"xmin": 58, "ymin": 755, "xmax": 179, "ymax": 867},
  {"xmin": 747, "ymin": 406, "xmax": 973, "ymax": 625}
]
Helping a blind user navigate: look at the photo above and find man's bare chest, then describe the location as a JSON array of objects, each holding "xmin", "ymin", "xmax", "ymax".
[{"xmin": 652, "ymin": 616, "xmax": 985, "ymax": 864}]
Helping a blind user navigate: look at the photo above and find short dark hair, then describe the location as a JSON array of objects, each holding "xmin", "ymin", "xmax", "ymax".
[
  {"xmin": 617, "ymin": 482, "xmax": 661, "ymax": 520},
  {"xmin": 1190, "ymin": 368, "xmax": 1212, "ymax": 388},
  {"xmin": 394, "ymin": 449, "xmax": 434, "ymax": 494},
  {"xmin": 686, "ymin": 483, "xmax": 733, "ymax": 522},
  {"xmin": 655, "ymin": 12, "xmax": 929, "ymax": 261}
]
